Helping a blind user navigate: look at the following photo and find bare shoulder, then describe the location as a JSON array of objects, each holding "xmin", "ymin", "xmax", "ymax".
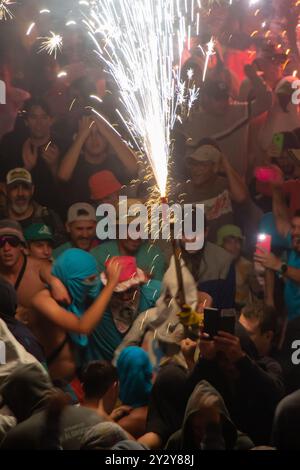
[
  {"xmin": 32, "ymin": 288, "xmax": 51, "ymax": 304},
  {"xmin": 27, "ymin": 257, "xmax": 51, "ymax": 272}
]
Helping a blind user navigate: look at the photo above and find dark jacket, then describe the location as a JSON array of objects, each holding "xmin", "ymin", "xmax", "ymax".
[
  {"xmin": 186, "ymin": 332, "xmax": 285, "ymax": 445},
  {"xmin": 272, "ymin": 390, "xmax": 300, "ymax": 450},
  {"xmin": 165, "ymin": 380, "xmax": 253, "ymax": 450},
  {"xmin": 0, "ymin": 364, "xmax": 104, "ymax": 450}
]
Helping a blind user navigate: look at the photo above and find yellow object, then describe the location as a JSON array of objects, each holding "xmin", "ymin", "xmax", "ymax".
[{"xmin": 177, "ymin": 304, "xmax": 204, "ymax": 328}]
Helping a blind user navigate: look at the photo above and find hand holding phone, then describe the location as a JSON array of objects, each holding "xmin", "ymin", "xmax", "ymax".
[
  {"xmin": 203, "ymin": 308, "xmax": 236, "ymax": 340},
  {"xmin": 255, "ymin": 233, "xmax": 272, "ymax": 255}
]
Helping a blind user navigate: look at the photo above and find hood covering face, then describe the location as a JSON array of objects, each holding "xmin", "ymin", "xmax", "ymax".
[
  {"xmin": 52, "ymin": 248, "xmax": 101, "ymax": 346},
  {"xmin": 1, "ymin": 363, "xmax": 52, "ymax": 422},
  {"xmin": 117, "ymin": 346, "xmax": 153, "ymax": 408},
  {"xmin": 149, "ymin": 255, "xmax": 198, "ymax": 345},
  {"xmin": 180, "ymin": 380, "xmax": 237, "ymax": 449}
]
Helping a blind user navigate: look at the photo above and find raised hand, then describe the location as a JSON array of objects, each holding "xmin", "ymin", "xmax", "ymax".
[
  {"xmin": 106, "ymin": 257, "xmax": 122, "ymax": 288},
  {"xmin": 22, "ymin": 138, "xmax": 38, "ymax": 171}
]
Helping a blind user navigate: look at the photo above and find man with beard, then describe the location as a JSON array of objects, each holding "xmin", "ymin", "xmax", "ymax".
[
  {"xmin": 255, "ymin": 184, "xmax": 300, "ymax": 321},
  {"xmin": 53, "ymin": 203, "xmax": 99, "ymax": 259},
  {"xmin": 91, "ymin": 198, "xmax": 166, "ymax": 281},
  {"xmin": 87, "ymin": 256, "xmax": 161, "ymax": 363},
  {"xmin": 1, "ymin": 168, "xmax": 66, "ymax": 247}
]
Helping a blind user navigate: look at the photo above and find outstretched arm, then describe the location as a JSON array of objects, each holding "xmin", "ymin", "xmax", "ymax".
[
  {"xmin": 272, "ymin": 185, "xmax": 291, "ymax": 238},
  {"xmin": 33, "ymin": 259, "xmax": 121, "ymax": 335},
  {"xmin": 220, "ymin": 154, "xmax": 248, "ymax": 203}
]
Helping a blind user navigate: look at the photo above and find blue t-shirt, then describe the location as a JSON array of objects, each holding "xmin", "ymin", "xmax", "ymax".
[
  {"xmin": 86, "ymin": 279, "xmax": 161, "ymax": 362},
  {"xmin": 285, "ymin": 241, "xmax": 300, "ymax": 321}
]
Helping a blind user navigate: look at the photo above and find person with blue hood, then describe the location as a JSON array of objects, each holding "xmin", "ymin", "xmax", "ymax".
[
  {"xmin": 114, "ymin": 346, "xmax": 153, "ymax": 439},
  {"xmin": 32, "ymin": 248, "xmax": 121, "ymax": 381}
]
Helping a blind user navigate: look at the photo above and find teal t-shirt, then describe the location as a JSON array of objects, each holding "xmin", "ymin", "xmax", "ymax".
[
  {"xmin": 285, "ymin": 235, "xmax": 300, "ymax": 321},
  {"xmin": 53, "ymin": 242, "xmax": 72, "ymax": 259},
  {"xmin": 86, "ymin": 279, "xmax": 161, "ymax": 362},
  {"xmin": 91, "ymin": 240, "xmax": 166, "ymax": 281}
]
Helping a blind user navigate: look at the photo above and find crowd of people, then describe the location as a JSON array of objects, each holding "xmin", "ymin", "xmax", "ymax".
[{"xmin": 2, "ymin": 8, "xmax": 300, "ymax": 451}]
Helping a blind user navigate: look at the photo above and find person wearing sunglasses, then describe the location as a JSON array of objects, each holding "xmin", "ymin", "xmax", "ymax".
[{"xmin": 0, "ymin": 219, "xmax": 71, "ymax": 330}]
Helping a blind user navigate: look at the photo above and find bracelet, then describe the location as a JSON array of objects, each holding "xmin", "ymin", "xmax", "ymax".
[{"xmin": 278, "ymin": 263, "xmax": 288, "ymax": 277}]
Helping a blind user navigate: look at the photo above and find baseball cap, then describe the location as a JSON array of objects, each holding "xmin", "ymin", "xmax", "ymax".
[
  {"xmin": 6, "ymin": 168, "xmax": 32, "ymax": 186},
  {"xmin": 217, "ymin": 224, "xmax": 244, "ymax": 246},
  {"xmin": 101, "ymin": 256, "xmax": 147, "ymax": 292},
  {"xmin": 24, "ymin": 223, "xmax": 54, "ymax": 242},
  {"xmin": 201, "ymin": 80, "xmax": 229, "ymax": 100},
  {"xmin": 0, "ymin": 219, "xmax": 26, "ymax": 244},
  {"xmin": 67, "ymin": 203, "xmax": 97, "ymax": 224},
  {"xmin": 89, "ymin": 171, "xmax": 122, "ymax": 201},
  {"xmin": 186, "ymin": 144, "xmax": 222, "ymax": 164}
]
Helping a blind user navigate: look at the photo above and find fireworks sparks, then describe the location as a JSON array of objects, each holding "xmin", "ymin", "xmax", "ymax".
[
  {"xmin": 38, "ymin": 31, "xmax": 63, "ymax": 59},
  {"xmin": 26, "ymin": 22, "xmax": 36, "ymax": 36},
  {"xmin": 0, "ymin": 1, "xmax": 14, "ymax": 21},
  {"xmin": 85, "ymin": 0, "xmax": 198, "ymax": 198},
  {"xmin": 202, "ymin": 36, "xmax": 216, "ymax": 82}
]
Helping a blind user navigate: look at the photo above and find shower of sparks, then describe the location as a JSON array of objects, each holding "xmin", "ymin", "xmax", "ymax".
[
  {"xmin": 0, "ymin": 1, "xmax": 14, "ymax": 21},
  {"xmin": 202, "ymin": 36, "xmax": 216, "ymax": 82},
  {"xmin": 38, "ymin": 32, "xmax": 63, "ymax": 59},
  {"xmin": 85, "ymin": 0, "xmax": 198, "ymax": 198}
]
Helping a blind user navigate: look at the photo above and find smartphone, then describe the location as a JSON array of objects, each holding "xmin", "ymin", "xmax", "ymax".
[
  {"xmin": 272, "ymin": 132, "xmax": 284, "ymax": 157},
  {"xmin": 254, "ymin": 166, "xmax": 280, "ymax": 183},
  {"xmin": 219, "ymin": 309, "xmax": 236, "ymax": 335},
  {"xmin": 203, "ymin": 308, "xmax": 220, "ymax": 340},
  {"xmin": 255, "ymin": 233, "xmax": 272, "ymax": 254}
]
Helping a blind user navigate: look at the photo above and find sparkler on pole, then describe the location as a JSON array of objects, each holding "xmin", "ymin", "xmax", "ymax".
[
  {"xmin": 202, "ymin": 36, "xmax": 216, "ymax": 82},
  {"xmin": 85, "ymin": 0, "xmax": 198, "ymax": 198}
]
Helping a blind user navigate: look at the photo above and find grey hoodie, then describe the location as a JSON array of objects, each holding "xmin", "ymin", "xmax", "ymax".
[{"xmin": 165, "ymin": 380, "xmax": 253, "ymax": 450}]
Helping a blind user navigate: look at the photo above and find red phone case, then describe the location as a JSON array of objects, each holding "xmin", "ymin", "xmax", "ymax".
[{"xmin": 255, "ymin": 234, "xmax": 272, "ymax": 254}]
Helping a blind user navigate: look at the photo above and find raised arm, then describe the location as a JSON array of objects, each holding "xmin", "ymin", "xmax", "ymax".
[
  {"xmin": 33, "ymin": 259, "xmax": 121, "ymax": 335},
  {"xmin": 95, "ymin": 115, "xmax": 137, "ymax": 177},
  {"xmin": 220, "ymin": 153, "xmax": 248, "ymax": 203},
  {"xmin": 244, "ymin": 63, "xmax": 272, "ymax": 118},
  {"xmin": 272, "ymin": 185, "xmax": 291, "ymax": 238},
  {"xmin": 58, "ymin": 116, "xmax": 94, "ymax": 182}
]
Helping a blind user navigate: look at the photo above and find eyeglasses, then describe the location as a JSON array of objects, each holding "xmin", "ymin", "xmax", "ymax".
[{"xmin": 0, "ymin": 236, "xmax": 22, "ymax": 248}]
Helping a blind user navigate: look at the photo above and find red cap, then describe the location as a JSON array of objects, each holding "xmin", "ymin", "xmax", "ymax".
[
  {"xmin": 105, "ymin": 256, "xmax": 137, "ymax": 282},
  {"xmin": 89, "ymin": 170, "xmax": 122, "ymax": 201},
  {"xmin": 102, "ymin": 256, "xmax": 147, "ymax": 292}
]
